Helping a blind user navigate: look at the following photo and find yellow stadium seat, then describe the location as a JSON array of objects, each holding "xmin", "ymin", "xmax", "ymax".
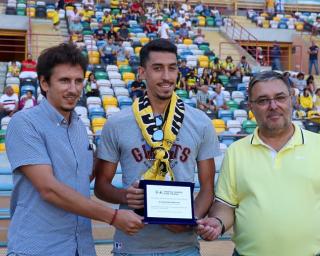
[
  {"xmin": 27, "ymin": 7, "xmax": 35, "ymax": 17},
  {"xmin": 113, "ymin": 26, "xmax": 120, "ymax": 32},
  {"xmin": 103, "ymin": 96, "xmax": 118, "ymax": 107},
  {"xmin": 110, "ymin": 0, "xmax": 119, "ymax": 8},
  {"xmin": 273, "ymin": 16, "xmax": 280, "ymax": 22},
  {"xmin": 212, "ymin": 119, "xmax": 226, "ymax": 133},
  {"xmin": 260, "ymin": 12, "xmax": 268, "ymax": 18},
  {"xmin": 85, "ymin": 70, "xmax": 91, "ymax": 79},
  {"xmin": 262, "ymin": 20, "xmax": 270, "ymax": 28},
  {"xmin": 47, "ymin": 10, "xmax": 55, "ymax": 18},
  {"xmin": 88, "ymin": 51, "xmax": 99, "ymax": 58},
  {"xmin": 198, "ymin": 19, "xmax": 206, "ymax": 26},
  {"xmin": 248, "ymin": 110, "xmax": 255, "ymax": 121},
  {"xmin": 92, "ymin": 117, "xmax": 107, "ymax": 127},
  {"xmin": 183, "ymin": 39, "xmax": 193, "ymax": 45},
  {"xmin": 88, "ymin": 57, "xmax": 99, "ymax": 65},
  {"xmin": 295, "ymin": 22, "xmax": 304, "ymax": 31},
  {"xmin": 198, "ymin": 55, "xmax": 209, "ymax": 62},
  {"xmin": 117, "ymin": 59, "xmax": 128, "ymax": 67},
  {"xmin": 167, "ymin": 18, "xmax": 172, "ymax": 23},
  {"xmin": 66, "ymin": 6, "xmax": 74, "ymax": 11},
  {"xmin": 172, "ymin": 21, "xmax": 180, "ymax": 28},
  {"xmin": 71, "ymin": 33, "xmax": 78, "ymax": 42},
  {"xmin": 135, "ymin": 47, "xmax": 142, "ymax": 55},
  {"xmin": 199, "ymin": 60, "xmax": 209, "ymax": 68},
  {"xmin": 0, "ymin": 143, "xmax": 5, "ymax": 152},
  {"xmin": 11, "ymin": 84, "xmax": 19, "ymax": 95},
  {"xmin": 285, "ymin": 14, "xmax": 292, "ymax": 18},
  {"xmin": 140, "ymin": 37, "xmax": 150, "ymax": 45},
  {"xmin": 122, "ymin": 72, "xmax": 135, "ymax": 81}
]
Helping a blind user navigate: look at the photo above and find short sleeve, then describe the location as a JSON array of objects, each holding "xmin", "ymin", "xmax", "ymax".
[
  {"xmin": 96, "ymin": 116, "xmax": 120, "ymax": 163},
  {"xmin": 5, "ymin": 113, "xmax": 52, "ymax": 172},
  {"xmin": 197, "ymin": 118, "xmax": 220, "ymax": 161},
  {"xmin": 215, "ymin": 148, "xmax": 238, "ymax": 207}
]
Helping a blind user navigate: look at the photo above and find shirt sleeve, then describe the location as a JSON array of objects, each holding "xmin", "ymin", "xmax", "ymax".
[
  {"xmin": 5, "ymin": 113, "xmax": 52, "ymax": 172},
  {"xmin": 197, "ymin": 117, "xmax": 220, "ymax": 161},
  {"xmin": 96, "ymin": 116, "xmax": 120, "ymax": 164},
  {"xmin": 215, "ymin": 147, "xmax": 239, "ymax": 207}
]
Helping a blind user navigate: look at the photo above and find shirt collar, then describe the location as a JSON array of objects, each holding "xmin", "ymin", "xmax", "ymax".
[
  {"xmin": 40, "ymin": 98, "xmax": 79, "ymax": 126},
  {"xmin": 250, "ymin": 123, "xmax": 304, "ymax": 149}
]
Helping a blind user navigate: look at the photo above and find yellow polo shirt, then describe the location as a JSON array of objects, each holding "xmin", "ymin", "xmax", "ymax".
[{"xmin": 216, "ymin": 124, "xmax": 320, "ymax": 256}]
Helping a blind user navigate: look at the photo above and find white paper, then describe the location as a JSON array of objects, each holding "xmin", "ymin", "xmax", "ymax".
[{"xmin": 146, "ymin": 184, "xmax": 192, "ymax": 219}]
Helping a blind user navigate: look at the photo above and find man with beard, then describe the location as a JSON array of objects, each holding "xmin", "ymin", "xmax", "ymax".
[
  {"xmin": 197, "ymin": 71, "xmax": 320, "ymax": 256},
  {"xmin": 94, "ymin": 39, "xmax": 220, "ymax": 255},
  {"xmin": 5, "ymin": 43, "xmax": 143, "ymax": 256}
]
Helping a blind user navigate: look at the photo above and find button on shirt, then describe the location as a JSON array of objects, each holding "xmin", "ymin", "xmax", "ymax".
[{"xmin": 5, "ymin": 99, "xmax": 95, "ymax": 256}]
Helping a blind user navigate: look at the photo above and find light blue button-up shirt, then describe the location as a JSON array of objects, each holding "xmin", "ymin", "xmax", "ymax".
[{"xmin": 5, "ymin": 99, "xmax": 95, "ymax": 256}]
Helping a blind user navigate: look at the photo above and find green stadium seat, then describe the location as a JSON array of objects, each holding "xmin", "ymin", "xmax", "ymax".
[{"xmin": 175, "ymin": 89, "xmax": 189, "ymax": 99}]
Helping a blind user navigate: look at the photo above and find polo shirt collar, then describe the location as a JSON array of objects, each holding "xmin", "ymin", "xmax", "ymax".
[
  {"xmin": 40, "ymin": 98, "xmax": 79, "ymax": 126},
  {"xmin": 250, "ymin": 123, "xmax": 304, "ymax": 149}
]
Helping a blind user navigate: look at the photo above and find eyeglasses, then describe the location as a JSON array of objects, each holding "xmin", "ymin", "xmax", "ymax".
[
  {"xmin": 250, "ymin": 95, "xmax": 289, "ymax": 106},
  {"xmin": 152, "ymin": 115, "xmax": 164, "ymax": 142}
]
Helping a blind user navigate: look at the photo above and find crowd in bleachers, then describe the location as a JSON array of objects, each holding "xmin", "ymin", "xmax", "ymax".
[{"xmin": 2, "ymin": 0, "xmax": 320, "ymax": 154}]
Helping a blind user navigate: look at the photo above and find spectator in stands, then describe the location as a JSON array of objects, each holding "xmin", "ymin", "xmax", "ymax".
[
  {"xmin": 237, "ymin": 56, "xmax": 251, "ymax": 76},
  {"xmin": 107, "ymin": 25, "xmax": 118, "ymax": 40},
  {"xmin": 202, "ymin": 4, "xmax": 211, "ymax": 17},
  {"xmin": 194, "ymin": 0, "xmax": 204, "ymax": 14},
  {"xmin": 212, "ymin": 58, "xmax": 222, "ymax": 73},
  {"xmin": 308, "ymin": 40, "xmax": 319, "ymax": 75},
  {"xmin": 197, "ymin": 85, "xmax": 215, "ymax": 112},
  {"xmin": 102, "ymin": 9, "xmax": 113, "ymax": 25},
  {"xmin": 211, "ymin": 83, "xmax": 228, "ymax": 111},
  {"xmin": 181, "ymin": 0, "xmax": 191, "ymax": 12},
  {"xmin": 67, "ymin": 6, "xmax": 80, "ymax": 23},
  {"xmin": 256, "ymin": 46, "xmax": 265, "ymax": 66},
  {"xmin": 270, "ymin": 42, "xmax": 281, "ymax": 71},
  {"xmin": 178, "ymin": 22, "xmax": 189, "ymax": 40},
  {"xmin": 7, "ymin": 61, "xmax": 20, "ymax": 77},
  {"xmin": 200, "ymin": 68, "xmax": 212, "ymax": 86},
  {"xmin": 81, "ymin": 4, "xmax": 93, "ymax": 21},
  {"xmin": 99, "ymin": 37, "xmax": 117, "ymax": 65},
  {"xmin": 0, "ymin": 86, "xmax": 18, "ymax": 121},
  {"xmin": 159, "ymin": 20, "xmax": 170, "ymax": 39},
  {"xmin": 21, "ymin": 53, "xmax": 37, "ymax": 72},
  {"xmin": 118, "ymin": 23, "xmax": 130, "ymax": 41},
  {"xmin": 94, "ymin": 38, "xmax": 219, "ymax": 256},
  {"xmin": 130, "ymin": 74, "xmax": 146, "ymax": 99},
  {"xmin": 313, "ymin": 88, "xmax": 320, "ymax": 111},
  {"xmin": 94, "ymin": 22, "xmax": 107, "ymax": 43},
  {"xmin": 19, "ymin": 90, "xmax": 36, "ymax": 110},
  {"xmin": 194, "ymin": 27, "xmax": 205, "ymax": 45},
  {"xmin": 185, "ymin": 68, "xmax": 199, "ymax": 93},
  {"xmin": 69, "ymin": 16, "xmax": 83, "ymax": 34},
  {"xmin": 115, "ymin": 40, "xmax": 130, "ymax": 62},
  {"xmin": 209, "ymin": 71, "xmax": 220, "ymax": 87},
  {"xmin": 283, "ymin": 71, "xmax": 294, "ymax": 87},
  {"xmin": 82, "ymin": 0, "xmax": 95, "ymax": 10},
  {"xmin": 85, "ymin": 72, "xmax": 100, "ymax": 97},
  {"xmin": 197, "ymin": 71, "xmax": 320, "ymax": 256},
  {"xmin": 5, "ymin": 43, "xmax": 144, "ymax": 256},
  {"xmin": 144, "ymin": 19, "xmax": 157, "ymax": 34},
  {"xmin": 265, "ymin": 0, "xmax": 275, "ymax": 15},
  {"xmin": 299, "ymin": 88, "xmax": 313, "ymax": 112},
  {"xmin": 74, "ymin": 33, "xmax": 86, "ymax": 50},
  {"xmin": 118, "ymin": 12, "xmax": 129, "ymax": 27},
  {"xmin": 222, "ymin": 56, "xmax": 236, "ymax": 76},
  {"xmin": 293, "ymin": 72, "xmax": 306, "ymax": 93},
  {"xmin": 306, "ymin": 75, "xmax": 315, "ymax": 93}
]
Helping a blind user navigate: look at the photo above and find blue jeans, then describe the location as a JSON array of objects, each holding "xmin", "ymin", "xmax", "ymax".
[
  {"xmin": 114, "ymin": 246, "xmax": 200, "ymax": 256},
  {"xmin": 272, "ymin": 58, "xmax": 281, "ymax": 71},
  {"xmin": 309, "ymin": 59, "xmax": 319, "ymax": 75}
]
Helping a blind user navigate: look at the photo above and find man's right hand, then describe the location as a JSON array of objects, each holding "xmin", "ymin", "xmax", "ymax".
[
  {"xmin": 126, "ymin": 181, "xmax": 144, "ymax": 209},
  {"xmin": 113, "ymin": 209, "xmax": 144, "ymax": 235}
]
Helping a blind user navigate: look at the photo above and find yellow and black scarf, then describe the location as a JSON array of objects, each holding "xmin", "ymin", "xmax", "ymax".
[{"xmin": 132, "ymin": 92, "xmax": 185, "ymax": 181}]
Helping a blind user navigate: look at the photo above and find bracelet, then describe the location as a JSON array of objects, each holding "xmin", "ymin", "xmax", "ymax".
[
  {"xmin": 213, "ymin": 216, "xmax": 225, "ymax": 236},
  {"xmin": 110, "ymin": 209, "xmax": 118, "ymax": 226}
]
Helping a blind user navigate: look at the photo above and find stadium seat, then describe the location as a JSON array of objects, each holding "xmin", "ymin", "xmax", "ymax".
[
  {"xmin": 102, "ymin": 96, "xmax": 118, "ymax": 107},
  {"xmin": 219, "ymin": 131, "xmax": 236, "ymax": 146},
  {"xmin": 226, "ymin": 120, "xmax": 242, "ymax": 134},
  {"xmin": 99, "ymin": 86, "xmax": 114, "ymax": 97},
  {"xmin": 175, "ymin": 89, "xmax": 189, "ymax": 99},
  {"xmin": 88, "ymin": 106, "xmax": 105, "ymax": 120},
  {"xmin": 97, "ymin": 79, "xmax": 111, "ymax": 88},
  {"xmin": 212, "ymin": 119, "xmax": 226, "ymax": 133},
  {"xmin": 75, "ymin": 106, "xmax": 88, "ymax": 118},
  {"xmin": 242, "ymin": 120, "xmax": 257, "ymax": 134},
  {"xmin": 233, "ymin": 109, "xmax": 248, "ymax": 124},
  {"xmin": 218, "ymin": 110, "xmax": 233, "ymax": 123},
  {"xmin": 231, "ymin": 91, "xmax": 245, "ymax": 104}
]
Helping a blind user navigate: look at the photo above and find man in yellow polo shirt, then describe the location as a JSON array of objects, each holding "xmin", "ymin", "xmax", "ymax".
[{"xmin": 197, "ymin": 71, "xmax": 320, "ymax": 256}]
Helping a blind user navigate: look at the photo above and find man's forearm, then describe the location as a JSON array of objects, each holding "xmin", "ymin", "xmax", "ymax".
[{"xmin": 208, "ymin": 200, "xmax": 235, "ymax": 231}]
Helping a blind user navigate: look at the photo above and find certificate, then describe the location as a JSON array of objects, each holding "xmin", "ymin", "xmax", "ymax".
[{"xmin": 139, "ymin": 180, "xmax": 196, "ymax": 225}]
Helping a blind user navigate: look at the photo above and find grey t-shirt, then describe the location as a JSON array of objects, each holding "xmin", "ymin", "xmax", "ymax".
[{"xmin": 97, "ymin": 104, "xmax": 220, "ymax": 254}]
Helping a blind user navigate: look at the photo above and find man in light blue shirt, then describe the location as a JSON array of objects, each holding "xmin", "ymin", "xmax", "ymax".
[{"xmin": 5, "ymin": 43, "xmax": 143, "ymax": 256}]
